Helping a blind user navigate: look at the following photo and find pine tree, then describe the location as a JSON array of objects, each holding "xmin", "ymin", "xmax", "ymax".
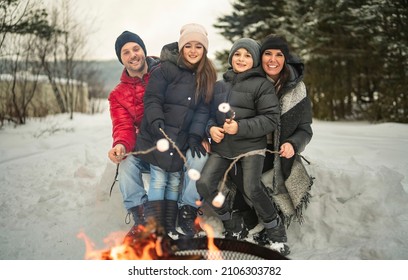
[
  {"xmin": 213, "ymin": 0, "xmax": 407, "ymax": 122},
  {"xmin": 214, "ymin": 0, "xmax": 290, "ymax": 70}
]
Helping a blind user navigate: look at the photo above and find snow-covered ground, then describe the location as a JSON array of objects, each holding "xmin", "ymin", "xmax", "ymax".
[{"xmin": 1, "ymin": 105, "xmax": 407, "ymax": 261}]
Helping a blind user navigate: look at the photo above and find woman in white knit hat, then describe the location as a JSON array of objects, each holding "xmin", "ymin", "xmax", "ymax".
[{"xmin": 136, "ymin": 23, "xmax": 217, "ymax": 239}]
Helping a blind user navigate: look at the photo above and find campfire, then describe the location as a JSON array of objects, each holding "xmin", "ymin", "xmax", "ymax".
[
  {"xmin": 77, "ymin": 220, "xmax": 190, "ymax": 260},
  {"xmin": 77, "ymin": 217, "xmax": 288, "ymax": 260}
]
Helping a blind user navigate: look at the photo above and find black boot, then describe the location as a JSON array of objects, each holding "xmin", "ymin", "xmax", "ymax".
[
  {"xmin": 264, "ymin": 215, "xmax": 287, "ymax": 243},
  {"xmin": 253, "ymin": 215, "xmax": 290, "ymax": 256},
  {"xmin": 145, "ymin": 200, "xmax": 166, "ymax": 236},
  {"xmin": 125, "ymin": 204, "xmax": 146, "ymax": 242},
  {"xmin": 241, "ymin": 208, "xmax": 259, "ymax": 231},
  {"xmin": 254, "ymin": 215, "xmax": 287, "ymax": 244},
  {"xmin": 164, "ymin": 200, "xmax": 179, "ymax": 239},
  {"xmin": 221, "ymin": 211, "xmax": 248, "ymax": 240},
  {"xmin": 130, "ymin": 204, "xmax": 146, "ymax": 225},
  {"xmin": 177, "ymin": 205, "xmax": 201, "ymax": 237}
]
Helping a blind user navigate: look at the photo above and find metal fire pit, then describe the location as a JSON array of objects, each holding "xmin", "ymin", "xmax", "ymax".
[{"xmin": 170, "ymin": 237, "xmax": 288, "ymax": 260}]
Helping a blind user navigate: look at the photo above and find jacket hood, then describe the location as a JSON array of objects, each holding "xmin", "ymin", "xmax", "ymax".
[
  {"xmin": 160, "ymin": 42, "xmax": 180, "ymax": 65},
  {"xmin": 223, "ymin": 65, "xmax": 266, "ymax": 85},
  {"xmin": 286, "ymin": 55, "xmax": 304, "ymax": 86},
  {"xmin": 160, "ymin": 42, "xmax": 200, "ymax": 72},
  {"xmin": 146, "ymin": 56, "xmax": 161, "ymax": 71}
]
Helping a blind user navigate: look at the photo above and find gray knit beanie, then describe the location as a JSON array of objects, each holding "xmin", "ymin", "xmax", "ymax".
[
  {"xmin": 228, "ymin": 38, "xmax": 261, "ymax": 67},
  {"xmin": 115, "ymin": 31, "xmax": 146, "ymax": 64}
]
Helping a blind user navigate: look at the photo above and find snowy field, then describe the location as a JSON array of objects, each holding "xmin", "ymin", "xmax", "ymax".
[{"xmin": 0, "ymin": 105, "xmax": 407, "ymax": 261}]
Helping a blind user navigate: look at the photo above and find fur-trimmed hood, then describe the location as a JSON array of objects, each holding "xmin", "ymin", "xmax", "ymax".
[
  {"xmin": 160, "ymin": 42, "xmax": 179, "ymax": 65},
  {"xmin": 159, "ymin": 42, "xmax": 193, "ymax": 72}
]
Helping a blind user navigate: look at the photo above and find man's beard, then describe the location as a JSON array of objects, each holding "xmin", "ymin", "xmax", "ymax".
[{"xmin": 131, "ymin": 59, "xmax": 146, "ymax": 73}]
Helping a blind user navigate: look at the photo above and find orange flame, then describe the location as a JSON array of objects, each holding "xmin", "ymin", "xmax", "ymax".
[
  {"xmin": 201, "ymin": 224, "xmax": 223, "ymax": 260},
  {"xmin": 77, "ymin": 225, "xmax": 165, "ymax": 260},
  {"xmin": 78, "ymin": 217, "xmax": 222, "ymax": 260}
]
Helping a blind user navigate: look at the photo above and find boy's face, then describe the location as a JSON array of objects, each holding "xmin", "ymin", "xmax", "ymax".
[{"xmin": 231, "ymin": 48, "xmax": 254, "ymax": 73}]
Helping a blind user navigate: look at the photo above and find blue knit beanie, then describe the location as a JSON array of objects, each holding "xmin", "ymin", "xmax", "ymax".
[{"xmin": 115, "ymin": 31, "xmax": 146, "ymax": 64}]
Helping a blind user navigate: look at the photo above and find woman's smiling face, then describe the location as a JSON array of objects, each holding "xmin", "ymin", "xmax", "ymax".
[{"xmin": 262, "ymin": 49, "xmax": 285, "ymax": 80}]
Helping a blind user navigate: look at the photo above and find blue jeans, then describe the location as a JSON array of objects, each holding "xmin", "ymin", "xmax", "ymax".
[
  {"xmin": 178, "ymin": 149, "xmax": 208, "ymax": 208},
  {"xmin": 118, "ymin": 155, "xmax": 149, "ymax": 210},
  {"xmin": 148, "ymin": 164, "xmax": 181, "ymax": 201}
]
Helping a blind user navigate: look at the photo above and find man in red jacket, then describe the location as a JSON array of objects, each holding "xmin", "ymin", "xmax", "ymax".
[{"xmin": 107, "ymin": 31, "xmax": 159, "ymax": 237}]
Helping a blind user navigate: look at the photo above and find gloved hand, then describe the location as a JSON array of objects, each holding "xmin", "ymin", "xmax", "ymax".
[
  {"xmin": 188, "ymin": 135, "xmax": 206, "ymax": 158},
  {"xmin": 151, "ymin": 119, "xmax": 165, "ymax": 139}
]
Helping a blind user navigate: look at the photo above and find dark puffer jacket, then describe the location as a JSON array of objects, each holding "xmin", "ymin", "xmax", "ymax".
[
  {"xmin": 108, "ymin": 56, "xmax": 160, "ymax": 153},
  {"xmin": 207, "ymin": 66, "xmax": 280, "ymax": 158},
  {"xmin": 136, "ymin": 42, "xmax": 209, "ymax": 172}
]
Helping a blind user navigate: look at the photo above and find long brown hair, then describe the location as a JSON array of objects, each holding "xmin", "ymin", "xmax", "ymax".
[
  {"xmin": 178, "ymin": 49, "xmax": 217, "ymax": 104},
  {"xmin": 274, "ymin": 63, "xmax": 290, "ymax": 97}
]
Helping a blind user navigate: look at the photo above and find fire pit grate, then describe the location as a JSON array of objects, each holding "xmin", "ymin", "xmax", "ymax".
[{"xmin": 170, "ymin": 237, "xmax": 288, "ymax": 260}]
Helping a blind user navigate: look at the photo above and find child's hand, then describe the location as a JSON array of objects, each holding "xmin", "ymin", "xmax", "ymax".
[
  {"xmin": 223, "ymin": 119, "xmax": 238, "ymax": 135},
  {"xmin": 201, "ymin": 139, "xmax": 211, "ymax": 153},
  {"xmin": 210, "ymin": 126, "xmax": 225, "ymax": 143}
]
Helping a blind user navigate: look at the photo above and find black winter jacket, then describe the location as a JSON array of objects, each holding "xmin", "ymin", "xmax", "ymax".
[
  {"xmin": 207, "ymin": 66, "xmax": 280, "ymax": 158},
  {"xmin": 136, "ymin": 42, "xmax": 209, "ymax": 172}
]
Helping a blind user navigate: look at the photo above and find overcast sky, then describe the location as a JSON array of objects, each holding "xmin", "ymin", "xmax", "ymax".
[{"xmin": 45, "ymin": 0, "xmax": 234, "ymax": 61}]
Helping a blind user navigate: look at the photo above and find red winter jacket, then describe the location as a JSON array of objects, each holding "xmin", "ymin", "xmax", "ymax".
[{"xmin": 108, "ymin": 57, "xmax": 160, "ymax": 153}]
